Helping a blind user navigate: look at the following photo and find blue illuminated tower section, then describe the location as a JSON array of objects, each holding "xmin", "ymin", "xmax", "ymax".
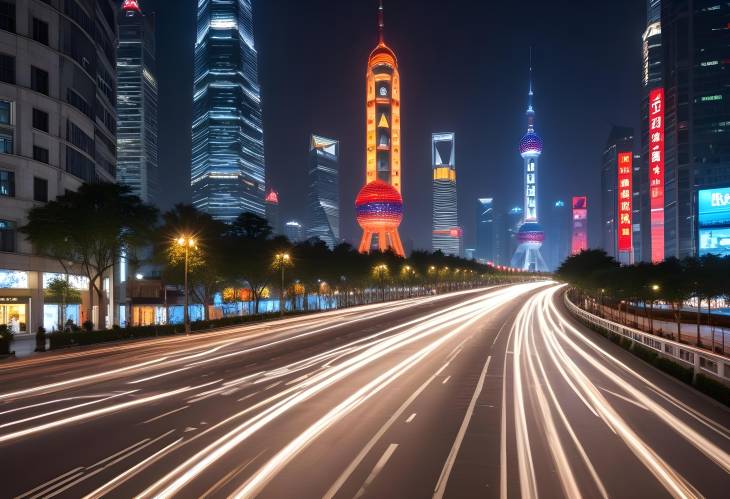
[
  {"xmin": 191, "ymin": 0, "xmax": 266, "ymax": 221},
  {"xmin": 511, "ymin": 59, "xmax": 548, "ymax": 272}
]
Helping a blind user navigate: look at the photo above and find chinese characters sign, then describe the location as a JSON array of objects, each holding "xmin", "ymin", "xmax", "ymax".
[
  {"xmin": 617, "ymin": 152, "xmax": 633, "ymax": 253},
  {"xmin": 571, "ymin": 196, "xmax": 588, "ymax": 254},
  {"xmin": 649, "ymin": 88, "xmax": 665, "ymax": 263}
]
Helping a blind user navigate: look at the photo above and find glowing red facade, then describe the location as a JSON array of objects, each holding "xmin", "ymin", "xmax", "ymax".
[
  {"xmin": 356, "ymin": 180, "xmax": 405, "ymax": 255},
  {"xmin": 649, "ymin": 88, "xmax": 665, "ymax": 263}
]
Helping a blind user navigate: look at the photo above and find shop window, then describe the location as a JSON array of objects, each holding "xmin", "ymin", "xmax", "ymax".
[
  {"xmin": 0, "ymin": 169, "xmax": 13, "ymax": 197},
  {"xmin": 33, "ymin": 176, "xmax": 48, "ymax": 202},
  {"xmin": 0, "ymin": 219, "xmax": 16, "ymax": 252}
]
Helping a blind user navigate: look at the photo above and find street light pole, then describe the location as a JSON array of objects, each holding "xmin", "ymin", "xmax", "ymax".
[
  {"xmin": 274, "ymin": 253, "xmax": 290, "ymax": 317},
  {"xmin": 177, "ymin": 236, "xmax": 196, "ymax": 335}
]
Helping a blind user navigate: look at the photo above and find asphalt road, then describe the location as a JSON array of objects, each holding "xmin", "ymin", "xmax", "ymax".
[{"xmin": 0, "ymin": 283, "xmax": 728, "ymax": 498}]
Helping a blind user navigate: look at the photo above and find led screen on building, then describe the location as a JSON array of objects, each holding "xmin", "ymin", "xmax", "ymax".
[
  {"xmin": 571, "ymin": 196, "xmax": 588, "ymax": 254},
  {"xmin": 649, "ymin": 88, "xmax": 665, "ymax": 263},
  {"xmin": 617, "ymin": 152, "xmax": 633, "ymax": 252},
  {"xmin": 698, "ymin": 187, "xmax": 730, "ymax": 257}
]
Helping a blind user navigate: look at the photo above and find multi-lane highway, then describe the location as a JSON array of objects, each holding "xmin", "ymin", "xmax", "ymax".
[{"xmin": 0, "ymin": 283, "xmax": 728, "ymax": 498}]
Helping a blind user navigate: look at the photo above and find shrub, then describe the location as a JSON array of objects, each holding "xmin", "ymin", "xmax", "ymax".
[
  {"xmin": 0, "ymin": 324, "xmax": 12, "ymax": 355},
  {"xmin": 695, "ymin": 375, "xmax": 730, "ymax": 407}
]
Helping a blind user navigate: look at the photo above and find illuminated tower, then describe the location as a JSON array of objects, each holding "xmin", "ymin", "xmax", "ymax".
[
  {"xmin": 357, "ymin": 0, "xmax": 405, "ymax": 256},
  {"xmin": 191, "ymin": 0, "xmax": 265, "ymax": 222},
  {"xmin": 511, "ymin": 57, "xmax": 548, "ymax": 272},
  {"xmin": 432, "ymin": 133, "xmax": 462, "ymax": 256}
]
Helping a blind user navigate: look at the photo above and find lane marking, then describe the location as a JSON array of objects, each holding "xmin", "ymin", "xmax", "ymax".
[
  {"xmin": 405, "ymin": 413, "xmax": 416, "ymax": 424},
  {"xmin": 354, "ymin": 443, "xmax": 399, "ymax": 498},
  {"xmin": 599, "ymin": 387, "xmax": 649, "ymax": 411},
  {"xmin": 442, "ymin": 376, "xmax": 451, "ymax": 385},
  {"xmin": 433, "ymin": 355, "xmax": 492, "ymax": 499}
]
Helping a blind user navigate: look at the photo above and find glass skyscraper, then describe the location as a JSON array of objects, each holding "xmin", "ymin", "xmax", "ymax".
[
  {"xmin": 475, "ymin": 198, "xmax": 495, "ymax": 263},
  {"xmin": 191, "ymin": 0, "xmax": 266, "ymax": 221},
  {"xmin": 117, "ymin": 0, "xmax": 158, "ymax": 203},
  {"xmin": 307, "ymin": 135, "xmax": 340, "ymax": 249},
  {"xmin": 432, "ymin": 132, "xmax": 462, "ymax": 256}
]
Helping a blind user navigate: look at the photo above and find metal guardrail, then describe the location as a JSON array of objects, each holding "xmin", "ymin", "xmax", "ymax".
[{"xmin": 564, "ymin": 292, "xmax": 730, "ymax": 386}]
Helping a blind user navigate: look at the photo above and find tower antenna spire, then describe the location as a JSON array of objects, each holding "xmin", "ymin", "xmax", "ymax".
[
  {"xmin": 378, "ymin": 0, "xmax": 385, "ymax": 43},
  {"xmin": 526, "ymin": 46, "xmax": 535, "ymax": 131}
]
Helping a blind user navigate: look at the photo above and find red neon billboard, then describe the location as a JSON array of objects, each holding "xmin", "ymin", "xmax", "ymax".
[
  {"xmin": 617, "ymin": 152, "xmax": 633, "ymax": 253},
  {"xmin": 571, "ymin": 196, "xmax": 588, "ymax": 254},
  {"xmin": 649, "ymin": 88, "xmax": 665, "ymax": 263}
]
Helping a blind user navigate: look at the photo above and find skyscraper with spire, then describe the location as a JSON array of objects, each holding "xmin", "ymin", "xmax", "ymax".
[
  {"xmin": 191, "ymin": 0, "xmax": 266, "ymax": 222},
  {"xmin": 511, "ymin": 54, "xmax": 548, "ymax": 272},
  {"xmin": 356, "ymin": 0, "xmax": 405, "ymax": 257}
]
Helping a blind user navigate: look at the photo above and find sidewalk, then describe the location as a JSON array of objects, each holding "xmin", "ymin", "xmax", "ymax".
[{"xmin": 597, "ymin": 304, "xmax": 730, "ymax": 356}]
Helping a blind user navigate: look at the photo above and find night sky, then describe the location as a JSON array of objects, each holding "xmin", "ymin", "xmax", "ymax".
[{"xmin": 144, "ymin": 0, "xmax": 645, "ymax": 252}]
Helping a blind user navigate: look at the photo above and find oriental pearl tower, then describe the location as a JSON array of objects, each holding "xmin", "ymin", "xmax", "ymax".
[
  {"xmin": 511, "ymin": 56, "xmax": 548, "ymax": 272},
  {"xmin": 356, "ymin": 0, "xmax": 405, "ymax": 257}
]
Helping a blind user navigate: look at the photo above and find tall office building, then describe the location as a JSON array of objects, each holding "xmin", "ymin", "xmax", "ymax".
[
  {"xmin": 641, "ymin": 0, "xmax": 663, "ymax": 262},
  {"xmin": 356, "ymin": 1, "xmax": 405, "ymax": 257},
  {"xmin": 117, "ymin": 0, "xmax": 158, "ymax": 203},
  {"xmin": 496, "ymin": 207, "xmax": 523, "ymax": 267},
  {"xmin": 511, "ymin": 59, "xmax": 548, "ymax": 272},
  {"xmin": 659, "ymin": 0, "xmax": 730, "ymax": 259},
  {"xmin": 265, "ymin": 188, "xmax": 280, "ymax": 234},
  {"xmin": 284, "ymin": 220, "xmax": 304, "ymax": 243},
  {"xmin": 307, "ymin": 135, "xmax": 340, "ymax": 249},
  {"xmin": 601, "ymin": 126, "xmax": 634, "ymax": 263},
  {"xmin": 432, "ymin": 132, "xmax": 461, "ymax": 256},
  {"xmin": 0, "ymin": 0, "xmax": 119, "ymax": 332},
  {"xmin": 546, "ymin": 200, "xmax": 571, "ymax": 270},
  {"xmin": 191, "ymin": 0, "xmax": 266, "ymax": 222},
  {"xmin": 475, "ymin": 198, "xmax": 495, "ymax": 263},
  {"xmin": 572, "ymin": 197, "xmax": 589, "ymax": 254}
]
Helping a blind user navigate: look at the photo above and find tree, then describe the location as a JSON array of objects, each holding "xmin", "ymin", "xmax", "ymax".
[
  {"xmin": 22, "ymin": 183, "xmax": 158, "ymax": 329},
  {"xmin": 45, "ymin": 277, "xmax": 81, "ymax": 329}
]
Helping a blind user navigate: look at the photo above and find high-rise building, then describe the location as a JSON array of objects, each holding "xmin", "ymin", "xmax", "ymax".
[
  {"xmin": 284, "ymin": 220, "xmax": 305, "ymax": 243},
  {"xmin": 191, "ymin": 0, "xmax": 266, "ymax": 222},
  {"xmin": 307, "ymin": 135, "xmax": 340, "ymax": 249},
  {"xmin": 265, "ymin": 189, "xmax": 280, "ymax": 235},
  {"xmin": 356, "ymin": 1, "xmax": 405, "ymax": 257},
  {"xmin": 601, "ymin": 126, "xmax": 634, "ymax": 263},
  {"xmin": 572, "ymin": 196, "xmax": 589, "ymax": 255},
  {"xmin": 658, "ymin": 0, "xmax": 730, "ymax": 259},
  {"xmin": 511, "ymin": 59, "xmax": 548, "ymax": 272},
  {"xmin": 475, "ymin": 198, "xmax": 495, "ymax": 263},
  {"xmin": 546, "ymin": 200, "xmax": 571, "ymax": 270},
  {"xmin": 117, "ymin": 0, "xmax": 158, "ymax": 204},
  {"xmin": 496, "ymin": 207, "xmax": 523, "ymax": 267},
  {"xmin": 641, "ymin": 1, "xmax": 664, "ymax": 262},
  {"xmin": 0, "ymin": 0, "xmax": 119, "ymax": 332},
  {"xmin": 432, "ymin": 132, "xmax": 461, "ymax": 256}
]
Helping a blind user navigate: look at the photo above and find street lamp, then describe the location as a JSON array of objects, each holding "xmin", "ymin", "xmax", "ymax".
[
  {"xmin": 373, "ymin": 264, "xmax": 389, "ymax": 301},
  {"xmin": 273, "ymin": 253, "xmax": 291, "ymax": 317},
  {"xmin": 177, "ymin": 235, "xmax": 196, "ymax": 334}
]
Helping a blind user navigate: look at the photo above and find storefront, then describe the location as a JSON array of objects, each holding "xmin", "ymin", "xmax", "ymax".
[{"xmin": 0, "ymin": 296, "xmax": 29, "ymax": 334}]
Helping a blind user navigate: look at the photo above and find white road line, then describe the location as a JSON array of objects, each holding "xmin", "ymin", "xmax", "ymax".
[
  {"xmin": 433, "ymin": 355, "xmax": 492, "ymax": 499},
  {"xmin": 323, "ymin": 361, "xmax": 452, "ymax": 499},
  {"xmin": 599, "ymin": 386, "xmax": 649, "ymax": 411},
  {"xmin": 405, "ymin": 413, "xmax": 417, "ymax": 423},
  {"xmin": 354, "ymin": 443, "xmax": 399, "ymax": 498},
  {"xmin": 142, "ymin": 406, "xmax": 189, "ymax": 424},
  {"xmin": 442, "ymin": 376, "xmax": 451, "ymax": 385}
]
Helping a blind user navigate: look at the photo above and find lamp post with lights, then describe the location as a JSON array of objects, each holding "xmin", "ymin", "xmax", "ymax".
[
  {"xmin": 273, "ymin": 253, "xmax": 291, "ymax": 317},
  {"xmin": 177, "ymin": 235, "xmax": 196, "ymax": 334}
]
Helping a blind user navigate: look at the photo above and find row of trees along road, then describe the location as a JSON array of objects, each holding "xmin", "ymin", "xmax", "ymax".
[
  {"xmin": 557, "ymin": 249, "xmax": 730, "ymax": 352},
  {"xmin": 21, "ymin": 183, "xmax": 537, "ymax": 329}
]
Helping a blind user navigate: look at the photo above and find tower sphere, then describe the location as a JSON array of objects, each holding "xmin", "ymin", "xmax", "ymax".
[
  {"xmin": 356, "ymin": 180, "xmax": 403, "ymax": 229},
  {"xmin": 516, "ymin": 222, "xmax": 545, "ymax": 246},
  {"xmin": 520, "ymin": 131, "xmax": 543, "ymax": 157}
]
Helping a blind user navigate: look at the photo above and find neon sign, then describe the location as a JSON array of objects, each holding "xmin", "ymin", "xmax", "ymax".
[
  {"xmin": 649, "ymin": 88, "xmax": 665, "ymax": 263},
  {"xmin": 122, "ymin": 0, "xmax": 141, "ymax": 12},
  {"xmin": 617, "ymin": 152, "xmax": 633, "ymax": 253},
  {"xmin": 571, "ymin": 196, "xmax": 588, "ymax": 254}
]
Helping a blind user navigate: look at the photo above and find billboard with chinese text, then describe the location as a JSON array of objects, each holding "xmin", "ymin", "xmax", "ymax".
[
  {"xmin": 617, "ymin": 152, "xmax": 633, "ymax": 252},
  {"xmin": 649, "ymin": 88, "xmax": 665, "ymax": 262}
]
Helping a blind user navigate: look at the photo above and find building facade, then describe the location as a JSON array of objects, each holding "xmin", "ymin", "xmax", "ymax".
[
  {"xmin": 475, "ymin": 197, "xmax": 495, "ymax": 263},
  {"xmin": 659, "ymin": 0, "xmax": 730, "ymax": 259},
  {"xmin": 284, "ymin": 220, "xmax": 304, "ymax": 243},
  {"xmin": 601, "ymin": 126, "xmax": 635, "ymax": 263},
  {"xmin": 495, "ymin": 206, "xmax": 523, "ymax": 267},
  {"xmin": 116, "ymin": 0, "xmax": 157, "ymax": 203},
  {"xmin": 265, "ymin": 188, "xmax": 280, "ymax": 235},
  {"xmin": 511, "ymin": 61, "xmax": 548, "ymax": 272},
  {"xmin": 546, "ymin": 199, "xmax": 571, "ymax": 270},
  {"xmin": 356, "ymin": 0, "xmax": 404, "ymax": 257},
  {"xmin": 307, "ymin": 134, "xmax": 339, "ymax": 249},
  {"xmin": 191, "ymin": 0, "xmax": 266, "ymax": 222},
  {"xmin": 432, "ymin": 132, "xmax": 461, "ymax": 256},
  {"xmin": 0, "ymin": 0, "xmax": 119, "ymax": 333},
  {"xmin": 571, "ymin": 196, "xmax": 589, "ymax": 254}
]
